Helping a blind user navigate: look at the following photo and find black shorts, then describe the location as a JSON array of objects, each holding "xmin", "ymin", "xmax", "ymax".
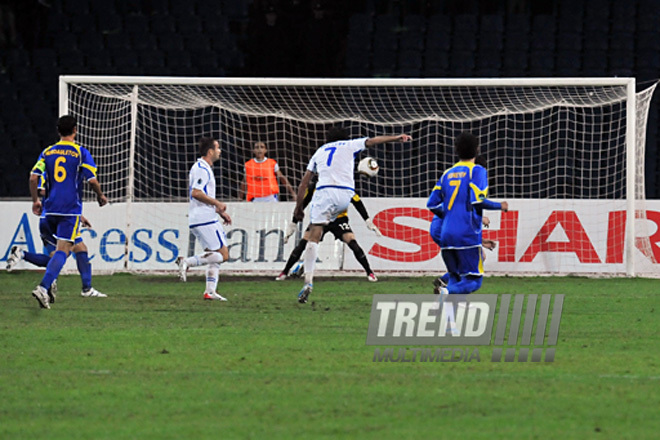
[
  {"xmin": 324, "ymin": 216, "xmax": 353, "ymax": 240},
  {"xmin": 306, "ymin": 216, "xmax": 353, "ymax": 241}
]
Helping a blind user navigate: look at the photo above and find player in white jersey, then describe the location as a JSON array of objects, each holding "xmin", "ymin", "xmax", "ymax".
[
  {"xmin": 293, "ymin": 126, "xmax": 412, "ymax": 303},
  {"xmin": 176, "ymin": 137, "xmax": 232, "ymax": 301}
]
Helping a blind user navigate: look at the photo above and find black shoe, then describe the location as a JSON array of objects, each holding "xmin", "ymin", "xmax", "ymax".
[
  {"xmin": 297, "ymin": 284, "xmax": 312, "ymax": 304},
  {"xmin": 433, "ymin": 277, "xmax": 447, "ymax": 295}
]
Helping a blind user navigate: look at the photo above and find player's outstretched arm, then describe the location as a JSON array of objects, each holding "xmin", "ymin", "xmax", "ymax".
[{"xmin": 365, "ymin": 134, "xmax": 412, "ymax": 147}]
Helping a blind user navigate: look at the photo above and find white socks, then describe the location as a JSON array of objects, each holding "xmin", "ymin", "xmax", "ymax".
[
  {"xmin": 206, "ymin": 263, "xmax": 220, "ymax": 294},
  {"xmin": 303, "ymin": 241, "xmax": 318, "ymax": 285},
  {"xmin": 185, "ymin": 252, "xmax": 224, "ymax": 267},
  {"xmin": 184, "ymin": 252, "xmax": 224, "ymax": 293}
]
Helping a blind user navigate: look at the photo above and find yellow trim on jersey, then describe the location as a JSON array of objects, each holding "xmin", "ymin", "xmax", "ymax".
[
  {"xmin": 81, "ymin": 163, "xmax": 97, "ymax": 176},
  {"xmin": 432, "ymin": 185, "xmax": 441, "ymax": 191},
  {"xmin": 455, "ymin": 161, "xmax": 476, "ymax": 179},
  {"xmin": 44, "ymin": 141, "xmax": 82, "ymax": 162},
  {"xmin": 478, "ymin": 248, "xmax": 484, "ymax": 274},
  {"xmin": 470, "ymin": 183, "xmax": 488, "ymax": 202},
  {"xmin": 57, "ymin": 140, "xmax": 82, "ymax": 154}
]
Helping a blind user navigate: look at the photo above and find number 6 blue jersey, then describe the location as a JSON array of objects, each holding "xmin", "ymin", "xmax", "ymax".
[
  {"xmin": 31, "ymin": 140, "xmax": 98, "ymax": 215},
  {"xmin": 427, "ymin": 161, "xmax": 488, "ymax": 248}
]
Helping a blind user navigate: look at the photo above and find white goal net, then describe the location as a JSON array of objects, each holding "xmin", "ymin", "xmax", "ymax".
[{"xmin": 59, "ymin": 77, "xmax": 658, "ymax": 276}]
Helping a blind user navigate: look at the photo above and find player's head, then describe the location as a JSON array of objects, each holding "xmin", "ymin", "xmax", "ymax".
[
  {"xmin": 326, "ymin": 126, "xmax": 348, "ymax": 143},
  {"xmin": 253, "ymin": 141, "xmax": 267, "ymax": 159},
  {"xmin": 455, "ymin": 132, "xmax": 479, "ymax": 160},
  {"xmin": 57, "ymin": 115, "xmax": 77, "ymax": 137},
  {"xmin": 475, "ymin": 155, "xmax": 487, "ymax": 168},
  {"xmin": 199, "ymin": 136, "xmax": 221, "ymax": 161}
]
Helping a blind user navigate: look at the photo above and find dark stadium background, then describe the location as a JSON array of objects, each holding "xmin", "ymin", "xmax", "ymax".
[{"xmin": 0, "ymin": 0, "xmax": 658, "ymax": 198}]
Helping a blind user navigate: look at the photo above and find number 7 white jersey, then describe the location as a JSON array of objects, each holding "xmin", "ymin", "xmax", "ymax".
[{"xmin": 306, "ymin": 137, "xmax": 367, "ymax": 190}]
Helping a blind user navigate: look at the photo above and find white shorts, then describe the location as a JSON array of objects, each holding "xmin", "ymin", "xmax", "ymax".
[
  {"xmin": 251, "ymin": 194, "xmax": 278, "ymax": 202},
  {"xmin": 190, "ymin": 220, "xmax": 227, "ymax": 250},
  {"xmin": 309, "ymin": 187, "xmax": 354, "ymax": 225}
]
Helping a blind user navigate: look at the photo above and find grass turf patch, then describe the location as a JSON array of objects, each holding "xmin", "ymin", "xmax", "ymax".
[{"xmin": 1, "ymin": 272, "xmax": 659, "ymax": 439}]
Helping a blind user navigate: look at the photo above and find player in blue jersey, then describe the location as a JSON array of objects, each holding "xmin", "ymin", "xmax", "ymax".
[
  {"xmin": 427, "ymin": 133, "xmax": 508, "ymax": 298},
  {"xmin": 7, "ymin": 174, "xmax": 105, "ymax": 302},
  {"xmin": 293, "ymin": 126, "xmax": 411, "ymax": 304},
  {"xmin": 429, "ymin": 155, "xmax": 497, "ymax": 293},
  {"xmin": 28, "ymin": 115, "xmax": 108, "ymax": 309}
]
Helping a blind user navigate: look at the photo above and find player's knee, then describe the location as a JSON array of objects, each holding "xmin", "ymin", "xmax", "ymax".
[
  {"xmin": 308, "ymin": 226, "xmax": 323, "ymax": 242},
  {"xmin": 72, "ymin": 242, "xmax": 88, "ymax": 253},
  {"xmin": 467, "ymin": 276, "xmax": 483, "ymax": 292},
  {"xmin": 342, "ymin": 232, "xmax": 355, "ymax": 243},
  {"xmin": 347, "ymin": 239, "xmax": 365, "ymax": 258},
  {"xmin": 218, "ymin": 248, "xmax": 228, "ymax": 262}
]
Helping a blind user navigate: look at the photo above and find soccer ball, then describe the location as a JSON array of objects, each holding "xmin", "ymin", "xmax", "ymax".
[{"xmin": 357, "ymin": 157, "xmax": 379, "ymax": 177}]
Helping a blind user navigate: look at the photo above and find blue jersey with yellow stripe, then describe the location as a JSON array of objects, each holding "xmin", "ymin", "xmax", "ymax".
[
  {"xmin": 427, "ymin": 161, "xmax": 488, "ymax": 248},
  {"xmin": 31, "ymin": 140, "xmax": 97, "ymax": 216}
]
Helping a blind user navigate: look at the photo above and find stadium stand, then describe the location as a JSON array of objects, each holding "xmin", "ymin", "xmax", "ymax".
[{"xmin": 0, "ymin": 0, "xmax": 659, "ymax": 198}]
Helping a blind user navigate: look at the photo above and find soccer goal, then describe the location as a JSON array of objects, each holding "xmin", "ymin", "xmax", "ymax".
[{"xmin": 58, "ymin": 76, "xmax": 658, "ymax": 276}]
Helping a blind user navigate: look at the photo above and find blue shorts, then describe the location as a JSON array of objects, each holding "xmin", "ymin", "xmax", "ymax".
[
  {"xmin": 430, "ymin": 215, "xmax": 443, "ymax": 247},
  {"xmin": 42, "ymin": 215, "xmax": 82, "ymax": 245},
  {"xmin": 441, "ymin": 247, "xmax": 483, "ymax": 277}
]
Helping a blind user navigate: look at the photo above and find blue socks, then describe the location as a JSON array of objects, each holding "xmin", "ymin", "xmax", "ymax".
[
  {"xmin": 440, "ymin": 273, "xmax": 450, "ymax": 285},
  {"xmin": 23, "ymin": 251, "xmax": 51, "ymax": 267},
  {"xmin": 75, "ymin": 251, "xmax": 92, "ymax": 291},
  {"xmin": 447, "ymin": 276, "xmax": 483, "ymax": 295},
  {"xmin": 40, "ymin": 250, "xmax": 68, "ymax": 290}
]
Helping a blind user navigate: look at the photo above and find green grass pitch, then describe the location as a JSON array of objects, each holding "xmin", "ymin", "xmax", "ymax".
[{"xmin": 1, "ymin": 272, "xmax": 659, "ymax": 439}]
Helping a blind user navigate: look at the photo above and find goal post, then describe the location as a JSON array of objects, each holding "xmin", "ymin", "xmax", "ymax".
[{"xmin": 58, "ymin": 76, "xmax": 657, "ymax": 277}]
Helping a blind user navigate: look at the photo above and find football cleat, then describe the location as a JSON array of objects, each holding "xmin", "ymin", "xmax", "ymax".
[
  {"xmin": 203, "ymin": 292, "xmax": 227, "ymax": 301},
  {"xmin": 432, "ymin": 276, "xmax": 448, "ymax": 295},
  {"xmin": 81, "ymin": 288, "xmax": 107, "ymax": 298},
  {"xmin": 47, "ymin": 279, "xmax": 58, "ymax": 303},
  {"xmin": 297, "ymin": 283, "xmax": 313, "ymax": 304},
  {"xmin": 32, "ymin": 285, "xmax": 50, "ymax": 309},
  {"xmin": 275, "ymin": 272, "xmax": 287, "ymax": 281},
  {"xmin": 6, "ymin": 246, "xmax": 23, "ymax": 271},
  {"xmin": 176, "ymin": 256, "xmax": 188, "ymax": 282},
  {"xmin": 367, "ymin": 273, "xmax": 378, "ymax": 282},
  {"xmin": 289, "ymin": 262, "xmax": 304, "ymax": 278},
  {"xmin": 430, "ymin": 286, "xmax": 449, "ymax": 313}
]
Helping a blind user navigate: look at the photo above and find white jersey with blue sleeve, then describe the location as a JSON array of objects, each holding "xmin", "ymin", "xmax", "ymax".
[
  {"xmin": 188, "ymin": 158, "xmax": 218, "ymax": 227},
  {"xmin": 307, "ymin": 137, "xmax": 367, "ymax": 191}
]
